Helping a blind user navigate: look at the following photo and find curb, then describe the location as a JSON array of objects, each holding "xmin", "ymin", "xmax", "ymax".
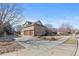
[{"xmin": 71, "ymin": 37, "xmax": 78, "ymax": 56}]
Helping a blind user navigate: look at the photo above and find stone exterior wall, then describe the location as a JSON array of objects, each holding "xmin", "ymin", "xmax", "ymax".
[
  {"xmin": 21, "ymin": 26, "xmax": 34, "ymax": 36},
  {"xmin": 21, "ymin": 24, "xmax": 46, "ymax": 36},
  {"xmin": 34, "ymin": 24, "xmax": 46, "ymax": 36}
]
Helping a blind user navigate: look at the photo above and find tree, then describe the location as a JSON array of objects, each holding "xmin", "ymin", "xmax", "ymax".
[
  {"xmin": 14, "ymin": 25, "xmax": 23, "ymax": 35},
  {"xmin": 15, "ymin": 25, "xmax": 23, "ymax": 32},
  {"xmin": 58, "ymin": 23, "xmax": 73, "ymax": 35},
  {"xmin": 44, "ymin": 24, "xmax": 57, "ymax": 36},
  {"xmin": 45, "ymin": 24, "xmax": 53, "ymax": 29},
  {"xmin": 0, "ymin": 3, "xmax": 23, "ymax": 36}
]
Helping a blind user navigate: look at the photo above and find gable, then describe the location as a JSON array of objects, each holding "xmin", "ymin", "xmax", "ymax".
[
  {"xmin": 23, "ymin": 20, "xmax": 43, "ymax": 28},
  {"xmin": 35, "ymin": 20, "xmax": 43, "ymax": 25}
]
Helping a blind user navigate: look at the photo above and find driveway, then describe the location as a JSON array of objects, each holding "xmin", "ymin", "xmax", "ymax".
[
  {"xmin": 18, "ymin": 36, "xmax": 69, "ymax": 48},
  {"xmin": 1, "ymin": 36, "xmax": 76, "ymax": 56},
  {"xmin": 2, "ymin": 36, "xmax": 76, "ymax": 56}
]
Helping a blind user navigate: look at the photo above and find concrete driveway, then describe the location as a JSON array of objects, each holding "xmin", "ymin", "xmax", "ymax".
[
  {"xmin": 18, "ymin": 36, "xmax": 69, "ymax": 48},
  {"xmin": 1, "ymin": 36, "xmax": 76, "ymax": 56}
]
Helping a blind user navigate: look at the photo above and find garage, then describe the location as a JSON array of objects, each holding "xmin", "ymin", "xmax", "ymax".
[{"xmin": 24, "ymin": 30, "xmax": 34, "ymax": 36}]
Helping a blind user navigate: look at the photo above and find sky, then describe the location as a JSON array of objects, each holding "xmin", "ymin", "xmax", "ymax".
[{"xmin": 20, "ymin": 3, "xmax": 79, "ymax": 29}]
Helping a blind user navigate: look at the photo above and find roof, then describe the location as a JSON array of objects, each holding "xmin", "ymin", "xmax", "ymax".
[{"xmin": 23, "ymin": 20, "xmax": 44, "ymax": 28}]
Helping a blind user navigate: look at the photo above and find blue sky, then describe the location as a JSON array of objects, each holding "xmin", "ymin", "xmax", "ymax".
[{"xmin": 20, "ymin": 3, "xmax": 79, "ymax": 29}]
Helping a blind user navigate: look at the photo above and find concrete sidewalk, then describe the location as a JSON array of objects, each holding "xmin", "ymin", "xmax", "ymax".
[{"xmin": 74, "ymin": 35, "xmax": 79, "ymax": 56}]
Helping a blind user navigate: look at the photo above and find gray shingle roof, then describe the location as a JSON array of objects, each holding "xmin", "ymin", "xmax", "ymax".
[{"xmin": 23, "ymin": 20, "xmax": 43, "ymax": 28}]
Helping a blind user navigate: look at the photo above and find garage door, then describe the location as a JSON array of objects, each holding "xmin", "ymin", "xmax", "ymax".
[{"xmin": 24, "ymin": 30, "xmax": 33, "ymax": 36}]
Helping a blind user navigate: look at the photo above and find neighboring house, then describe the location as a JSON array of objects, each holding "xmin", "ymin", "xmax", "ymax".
[{"xmin": 21, "ymin": 20, "xmax": 46, "ymax": 36}]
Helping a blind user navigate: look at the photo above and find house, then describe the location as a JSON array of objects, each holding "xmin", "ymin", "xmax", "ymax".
[{"xmin": 21, "ymin": 20, "xmax": 46, "ymax": 36}]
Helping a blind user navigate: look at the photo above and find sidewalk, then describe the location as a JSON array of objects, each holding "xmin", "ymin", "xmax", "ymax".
[{"xmin": 74, "ymin": 36, "xmax": 79, "ymax": 56}]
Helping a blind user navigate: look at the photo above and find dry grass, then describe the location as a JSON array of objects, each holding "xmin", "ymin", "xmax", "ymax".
[
  {"xmin": 0, "ymin": 41, "xmax": 25, "ymax": 55},
  {"xmin": 0, "ymin": 42, "xmax": 13, "ymax": 46},
  {"xmin": 64, "ymin": 37, "xmax": 76, "ymax": 44}
]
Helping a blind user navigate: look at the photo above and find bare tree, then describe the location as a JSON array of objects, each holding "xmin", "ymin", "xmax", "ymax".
[
  {"xmin": 45, "ymin": 24, "xmax": 53, "ymax": 29},
  {"xmin": 58, "ymin": 23, "xmax": 73, "ymax": 35},
  {"xmin": 44, "ymin": 24, "xmax": 57, "ymax": 35},
  {"xmin": 14, "ymin": 25, "xmax": 23, "ymax": 35},
  {"xmin": 0, "ymin": 3, "xmax": 24, "ymax": 37}
]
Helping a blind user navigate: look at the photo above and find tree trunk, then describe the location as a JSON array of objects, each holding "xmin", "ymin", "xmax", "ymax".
[{"xmin": 4, "ymin": 32, "xmax": 7, "ymax": 40}]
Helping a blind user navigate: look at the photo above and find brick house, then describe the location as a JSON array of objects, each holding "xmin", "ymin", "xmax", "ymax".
[{"xmin": 21, "ymin": 20, "xmax": 46, "ymax": 36}]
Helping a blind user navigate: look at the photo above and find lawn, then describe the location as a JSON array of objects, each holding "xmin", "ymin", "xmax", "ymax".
[{"xmin": 64, "ymin": 37, "xmax": 76, "ymax": 44}]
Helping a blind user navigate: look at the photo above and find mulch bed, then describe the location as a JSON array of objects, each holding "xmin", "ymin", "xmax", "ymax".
[{"xmin": 0, "ymin": 41, "xmax": 25, "ymax": 55}]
